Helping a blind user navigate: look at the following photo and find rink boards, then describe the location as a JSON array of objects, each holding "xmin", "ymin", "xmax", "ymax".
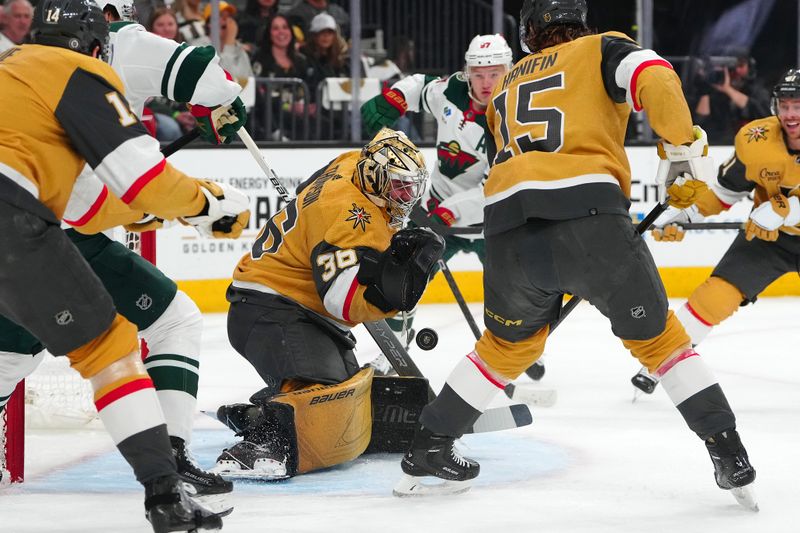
[{"xmin": 148, "ymin": 146, "xmax": 799, "ymax": 312}]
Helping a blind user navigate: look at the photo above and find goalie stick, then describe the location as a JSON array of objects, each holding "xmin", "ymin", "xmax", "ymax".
[
  {"xmin": 236, "ymin": 132, "xmax": 532, "ymax": 434},
  {"xmin": 363, "ymin": 320, "xmax": 532, "ymax": 434}
]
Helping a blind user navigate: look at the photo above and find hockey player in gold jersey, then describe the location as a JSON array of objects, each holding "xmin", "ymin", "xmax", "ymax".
[
  {"xmin": 0, "ymin": 0, "xmax": 248, "ymax": 529},
  {"xmin": 213, "ymin": 128, "xmax": 444, "ymax": 479},
  {"xmin": 394, "ymin": 0, "xmax": 757, "ymax": 509},
  {"xmin": 650, "ymin": 69, "xmax": 800, "ymax": 348}
]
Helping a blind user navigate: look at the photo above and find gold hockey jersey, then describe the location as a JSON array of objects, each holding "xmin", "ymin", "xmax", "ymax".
[
  {"xmin": 483, "ymin": 31, "xmax": 693, "ymax": 235},
  {"xmin": 232, "ymin": 151, "xmax": 398, "ymax": 327},
  {"xmin": 0, "ymin": 45, "xmax": 206, "ymax": 224},
  {"xmin": 695, "ymin": 115, "xmax": 800, "ymax": 236}
]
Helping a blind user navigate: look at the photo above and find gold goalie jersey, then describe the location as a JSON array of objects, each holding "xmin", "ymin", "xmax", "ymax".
[
  {"xmin": 232, "ymin": 151, "xmax": 398, "ymax": 327},
  {"xmin": 693, "ymin": 115, "xmax": 800, "ymax": 236},
  {"xmin": 0, "ymin": 45, "xmax": 206, "ymax": 225},
  {"xmin": 483, "ymin": 31, "xmax": 694, "ymax": 235}
]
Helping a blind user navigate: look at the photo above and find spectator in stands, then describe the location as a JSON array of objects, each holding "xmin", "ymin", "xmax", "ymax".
[
  {"xmin": 302, "ymin": 13, "xmax": 348, "ymax": 90},
  {"xmin": 252, "ymin": 13, "xmax": 315, "ymax": 139},
  {"xmin": 146, "ymin": 7, "xmax": 196, "ymax": 141},
  {"xmin": 238, "ymin": 0, "xmax": 279, "ymax": 53},
  {"xmin": 0, "ymin": 0, "xmax": 33, "ymax": 53},
  {"xmin": 286, "ymin": 0, "xmax": 349, "ymax": 42},
  {"xmin": 193, "ymin": 1, "xmax": 254, "ymax": 83},
  {"xmin": 691, "ymin": 51, "xmax": 771, "ymax": 144},
  {"xmin": 173, "ymin": 0, "xmax": 207, "ymax": 44}
]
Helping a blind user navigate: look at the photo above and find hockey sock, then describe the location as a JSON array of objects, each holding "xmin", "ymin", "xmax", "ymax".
[
  {"xmin": 94, "ymin": 372, "xmax": 176, "ymax": 484},
  {"xmin": 655, "ymin": 349, "xmax": 735, "ymax": 440},
  {"xmin": 140, "ymin": 291, "xmax": 202, "ymax": 443},
  {"xmin": 420, "ymin": 351, "xmax": 508, "ymax": 436},
  {"xmin": 675, "ymin": 303, "xmax": 713, "ymax": 346}
]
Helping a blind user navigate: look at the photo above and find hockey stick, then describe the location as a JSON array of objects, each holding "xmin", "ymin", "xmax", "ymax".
[
  {"xmin": 363, "ymin": 320, "xmax": 533, "ymax": 434},
  {"xmin": 677, "ymin": 222, "xmax": 743, "ymax": 230},
  {"xmin": 161, "ymin": 128, "xmax": 201, "ymax": 158}
]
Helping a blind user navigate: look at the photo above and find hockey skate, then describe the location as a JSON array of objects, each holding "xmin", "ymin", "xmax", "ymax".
[
  {"xmin": 631, "ymin": 366, "xmax": 660, "ymax": 402},
  {"xmin": 524, "ymin": 359, "xmax": 546, "ymax": 381},
  {"xmin": 367, "ymin": 352, "xmax": 398, "ymax": 377},
  {"xmin": 393, "ymin": 426, "xmax": 479, "ymax": 497},
  {"xmin": 144, "ymin": 474, "xmax": 224, "ymax": 533},
  {"xmin": 212, "ymin": 440, "xmax": 289, "ymax": 480},
  {"xmin": 171, "ymin": 437, "xmax": 233, "ymax": 516},
  {"xmin": 705, "ymin": 429, "xmax": 758, "ymax": 512}
]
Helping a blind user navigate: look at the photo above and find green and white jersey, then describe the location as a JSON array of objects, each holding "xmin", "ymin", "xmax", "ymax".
[
  {"xmin": 106, "ymin": 21, "xmax": 242, "ymax": 117},
  {"xmin": 393, "ymin": 72, "xmax": 489, "ymax": 227}
]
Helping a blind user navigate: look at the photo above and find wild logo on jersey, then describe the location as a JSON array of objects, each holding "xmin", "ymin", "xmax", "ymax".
[
  {"xmin": 345, "ymin": 203, "xmax": 371, "ymax": 231},
  {"xmin": 437, "ymin": 140, "xmax": 479, "ymax": 179},
  {"xmin": 746, "ymin": 125, "xmax": 769, "ymax": 143}
]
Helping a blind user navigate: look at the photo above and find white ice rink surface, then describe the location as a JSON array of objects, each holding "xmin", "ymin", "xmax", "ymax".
[{"xmin": 2, "ymin": 298, "xmax": 799, "ymax": 533}]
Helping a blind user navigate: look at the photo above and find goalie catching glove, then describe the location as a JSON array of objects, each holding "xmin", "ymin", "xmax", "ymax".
[
  {"xmin": 357, "ymin": 228, "xmax": 445, "ymax": 312},
  {"xmin": 745, "ymin": 193, "xmax": 800, "ymax": 241},
  {"xmin": 655, "ymin": 125, "xmax": 713, "ymax": 208},
  {"xmin": 191, "ymin": 96, "xmax": 247, "ymax": 145},
  {"xmin": 650, "ymin": 204, "xmax": 704, "ymax": 242},
  {"xmin": 181, "ymin": 180, "xmax": 251, "ymax": 238},
  {"xmin": 361, "ymin": 89, "xmax": 408, "ymax": 136}
]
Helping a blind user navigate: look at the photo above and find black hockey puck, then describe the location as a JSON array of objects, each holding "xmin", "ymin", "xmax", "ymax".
[{"xmin": 415, "ymin": 328, "xmax": 439, "ymax": 350}]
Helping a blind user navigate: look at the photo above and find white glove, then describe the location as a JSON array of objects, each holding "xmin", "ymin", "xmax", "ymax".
[
  {"xmin": 655, "ymin": 125, "xmax": 715, "ymax": 204},
  {"xmin": 650, "ymin": 205, "xmax": 704, "ymax": 242},
  {"xmin": 181, "ymin": 180, "xmax": 251, "ymax": 238},
  {"xmin": 783, "ymin": 195, "xmax": 800, "ymax": 227},
  {"xmin": 748, "ymin": 194, "xmax": 798, "ymax": 230}
]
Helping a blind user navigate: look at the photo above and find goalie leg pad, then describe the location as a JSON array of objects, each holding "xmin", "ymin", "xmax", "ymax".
[{"xmin": 269, "ymin": 367, "xmax": 375, "ymax": 475}]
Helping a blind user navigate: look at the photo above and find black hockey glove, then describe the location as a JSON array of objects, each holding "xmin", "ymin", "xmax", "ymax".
[{"xmin": 357, "ymin": 228, "xmax": 445, "ymax": 312}]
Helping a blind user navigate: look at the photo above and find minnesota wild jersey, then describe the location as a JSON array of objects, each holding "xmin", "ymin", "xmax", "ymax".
[
  {"xmin": 105, "ymin": 21, "xmax": 241, "ymax": 116},
  {"xmin": 695, "ymin": 115, "xmax": 800, "ymax": 236},
  {"xmin": 393, "ymin": 73, "xmax": 488, "ymax": 227}
]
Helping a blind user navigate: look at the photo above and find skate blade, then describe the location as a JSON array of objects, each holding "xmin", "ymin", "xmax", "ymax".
[
  {"xmin": 392, "ymin": 473, "xmax": 472, "ymax": 497},
  {"xmin": 504, "ymin": 383, "xmax": 557, "ymax": 407},
  {"xmin": 730, "ymin": 484, "xmax": 759, "ymax": 512},
  {"xmin": 210, "ymin": 459, "xmax": 290, "ymax": 481},
  {"xmin": 191, "ymin": 492, "xmax": 234, "ymax": 517}
]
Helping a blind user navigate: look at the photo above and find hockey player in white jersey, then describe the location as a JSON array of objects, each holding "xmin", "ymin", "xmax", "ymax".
[
  {"xmin": 0, "ymin": 0, "xmax": 247, "ymax": 510},
  {"xmin": 361, "ymin": 35, "xmax": 529, "ymax": 351}
]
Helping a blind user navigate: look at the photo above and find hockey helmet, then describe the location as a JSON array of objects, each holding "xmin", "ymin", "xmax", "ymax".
[
  {"xmin": 519, "ymin": 0, "xmax": 588, "ymax": 52},
  {"xmin": 771, "ymin": 68, "xmax": 800, "ymax": 115},
  {"xmin": 30, "ymin": 0, "xmax": 109, "ymax": 55},
  {"xmin": 355, "ymin": 128, "xmax": 428, "ymax": 228},
  {"xmin": 97, "ymin": 0, "xmax": 137, "ymax": 21},
  {"xmin": 464, "ymin": 34, "xmax": 514, "ymax": 70}
]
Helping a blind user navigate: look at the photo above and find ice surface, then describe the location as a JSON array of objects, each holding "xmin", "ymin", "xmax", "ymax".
[{"xmin": 2, "ymin": 299, "xmax": 798, "ymax": 532}]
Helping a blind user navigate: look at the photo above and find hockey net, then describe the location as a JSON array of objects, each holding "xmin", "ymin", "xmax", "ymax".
[{"xmin": 0, "ymin": 230, "xmax": 156, "ymax": 484}]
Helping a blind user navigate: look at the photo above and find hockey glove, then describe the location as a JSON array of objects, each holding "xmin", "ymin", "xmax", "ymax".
[
  {"xmin": 191, "ymin": 97, "xmax": 247, "ymax": 145},
  {"xmin": 357, "ymin": 228, "xmax": 445, "ymax": 311},
  {"xmin": 745, "ymin": 193, "xmax": 798, "ymax": 241},
  {"xmin": 655, "ymin": 125, "xmax": 713, "ymax": 206},
  {"xmin": 181, "ymin": 180, "xmax": 251, "ymax": 238},
  {"xmin": 650, "ymin": 205, "xmax": 704, "ymax": 242},
  {"xmin": 361, "ymin": 89, "xmax": 407, "ymax": 136},
  {"xmin": 428, "ymin": 205, "xmax": 456, "ymax": 227}
]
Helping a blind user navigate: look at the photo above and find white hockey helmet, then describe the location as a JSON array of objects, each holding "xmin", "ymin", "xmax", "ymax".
[
  {"xmin": 98, "ymin": 0, "xmax": 136, "ymax": 21},
  {"xmin": 464, "ymin": 34, "xmax": 514, "ymax": 71}
]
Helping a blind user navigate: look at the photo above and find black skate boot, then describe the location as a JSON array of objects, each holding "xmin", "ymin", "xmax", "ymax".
[
  {"xmin": 171, "ymin": 437, "xmax": 233, "ymax": 516},
  {"xmin": 524, "ymin": 360, "xmax": 546, "ymax": 381},
  {"xmin": 393, "ymin": 425, "xmax": 479, "ymax": 497},
  {"xmin": 631, "ymin": 366, "xmax": 660, "ymax": 395},
  {"xmin": 216, "ymin": 403, "xmax": 262, "ymax": 433},
  {"xmin": 144, "ymin": 474, "xmax": 223, "ymax": 533},
  {"xmin": 705, "ymin": 429, "xmax": 758, "ymax": 511}
]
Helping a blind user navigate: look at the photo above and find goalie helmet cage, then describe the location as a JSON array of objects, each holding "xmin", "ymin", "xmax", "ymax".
[{"xmin": 0, "ymin": 230, "xmax": 156, "ymax": 484}]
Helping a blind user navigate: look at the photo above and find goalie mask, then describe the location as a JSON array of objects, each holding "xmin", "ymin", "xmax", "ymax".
[
  {"xmin": 98, "ymin": 0, "xmax": 136, "ymax": 21},
  {"xmin": 770, "ymin": 68, "xmax": 800, "ymax": 115},
  {"xmin": 30, "ymin": 0, "xmax": 109, "ymax": 56},
  {"xmin": 519, "ymin": 0, "xmax": 588, "ymax": 53},
  {"xmin": 355, "ymin": 128, "xmax": 428, "ymax": 228}
]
